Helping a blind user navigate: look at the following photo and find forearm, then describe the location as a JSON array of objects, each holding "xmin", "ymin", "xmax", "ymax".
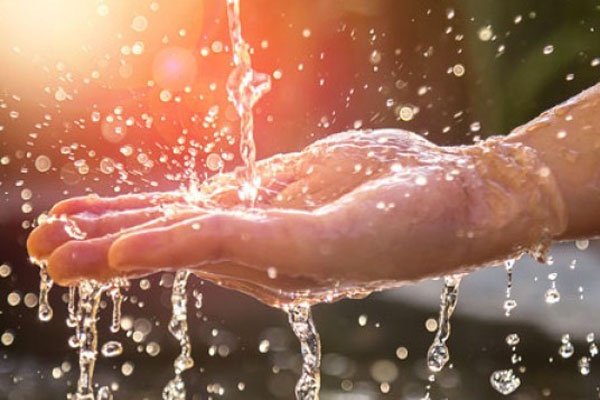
[{"xmin": 505, "ymin": 83, "xmax": 600, "ymax": 240}]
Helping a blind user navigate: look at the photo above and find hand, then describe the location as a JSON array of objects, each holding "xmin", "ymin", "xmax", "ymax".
[{"xmin": 27, "ymin": 129, "xmax": 566, "ymax": 306}]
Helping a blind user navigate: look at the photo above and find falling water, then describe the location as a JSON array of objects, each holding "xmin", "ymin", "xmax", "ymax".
[
  {"xmin": 163, "ymin": 270, "xmax": 194, "ymax": 400},
  {"xmin": 72, "ymin": 280, "xmax": 108, "ymax": 400},
  {"xmin": 286, "ymin": 302, "xmax": 321, "ymax": 400},
  {"xmin": 426, "ymin": 274, "xmax": 463, "ymax": 373},
  {"xmin": 225, "ymin": 0, "xmax": 272, "ymax": 205}
]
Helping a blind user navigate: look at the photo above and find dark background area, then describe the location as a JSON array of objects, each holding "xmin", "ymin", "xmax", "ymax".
[{"xmin": 1, "ymin": 0, "xmax": 600, "ymax": 399}]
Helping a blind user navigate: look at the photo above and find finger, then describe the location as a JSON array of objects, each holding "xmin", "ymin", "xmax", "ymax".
[
  {"xmin": 27, "ymin": 205, "xmax": 188, "ymax": 260},
  {"xmin": 46, "ymin": 208, "xmax": 206, "ymax": 285},
  {"xmin": 50, "ymin": 192, "xmax": 187, "ymax": 217},
  {"xmin": 108, "ymin": 209, "xmax": 331, "ymax": 278}
]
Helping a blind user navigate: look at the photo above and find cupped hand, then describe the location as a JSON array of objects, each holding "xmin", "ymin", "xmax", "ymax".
[{"xmin": 27, "ymin": 129, "xmax": 567, "ymax": 306}]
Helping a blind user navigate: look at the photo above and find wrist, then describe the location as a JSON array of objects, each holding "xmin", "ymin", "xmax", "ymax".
[{"xmin": 464, "ymin": 137, "xmax": 568, "ymax": 252}]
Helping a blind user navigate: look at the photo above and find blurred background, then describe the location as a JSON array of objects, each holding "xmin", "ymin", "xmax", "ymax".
[{"xmin": 1, "ymin": 0, "xmax": 600, "ymax": 399}]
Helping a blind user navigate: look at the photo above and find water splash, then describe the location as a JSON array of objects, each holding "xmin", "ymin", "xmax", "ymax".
[
  {"xmin": 38, "ymin": 263, "xmax": 54, "ymax": 322},
  {"xmin": 226, "ymin": 0, "xmax": 272, "ymax": 205},
  {"xmin": 163, "ymin": 270, "xmax": 193, "ymax": 400},
  {"xmin": 286, "ymin": 302, "xmax": 321, "ymax": 400},
  {"xmin": 426, "ymin": 274, "xmax": 463, "ymax": 373}
]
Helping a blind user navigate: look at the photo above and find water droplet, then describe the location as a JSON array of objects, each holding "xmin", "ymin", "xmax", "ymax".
[
  {"xmin": 506, "ymin": 334, "xmax": 520, "ymax": 346},
  {"xmin": 545, "ymin": 287, "xmax": 561, "ymax": 304},
  {"xmin": 490, "ymin": 369, "xmax": 521, "ymax": 395},
  {"xmin": 206, "ymin": 153, "xmax": 224, "ymax": 171},
  {"xmin": 478, "ymin": 25, "xmax": 494, "ymax": 41},
  {"xmin": 369, "ymin": 50, "xmax": 382, "ymax": 65},
  {"xmin": 97, "ymin": 386, "xmax": 113, "ymax": 400},
  {"xmin": 1, "ymin": 331, "xmax": 15, "ymax": 346},
  {"xmin": 131, "ymin": 16, "xmax": 148, "ymax": 32},
  {"xmin": 452, "ymin": 64, "xmax": 465, "ymax": 77},
  {"xmin": 503, "ymin": 299, "xmax": 517, "ymax": 316},
  {"xmin": 101, "ymin": 341, "xmax": 123, "ymax": 358},
  {"xmin": 427, "ymin": 343, "xmax": 449, "ymax": 373},
  {"xmin": 0, "ymin": 263, "xmax": 11, "ymax": 278},
  {"xmin": 559, "ymin": 334, "xmax": 574, "ymax": 359},
  {"xmin": 35, "ymin": 155, "xmax": 52, "ymax": 173},
  {"xmin": 590, "ymin": 343, "xmax": 598, "ymax": 358},
  {"xmin": 396, "ymin": 105, "xmax": 416, "ymax": 121},
  {"xmin": 578, "ymin": 357, "xmax": 591, "ymax": 375},
  {"xmin": 543, "ymin": 45, "xmax": 554, "ymax": 55}
]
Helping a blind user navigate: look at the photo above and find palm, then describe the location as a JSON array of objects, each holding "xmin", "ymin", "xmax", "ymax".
[{"xmin": 27, "ymin": 129, "xmax": 564, "ymax": 306}]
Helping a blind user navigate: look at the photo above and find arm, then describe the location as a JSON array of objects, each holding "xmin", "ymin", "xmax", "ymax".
[{"xmin": 506, "ymin": 83, "xmax": 600, "ymax": 240}]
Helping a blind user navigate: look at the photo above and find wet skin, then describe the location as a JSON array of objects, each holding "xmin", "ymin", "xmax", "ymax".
[{"xmin": 27, "ymin": 83, "xmax": 600, "ymax": 306}]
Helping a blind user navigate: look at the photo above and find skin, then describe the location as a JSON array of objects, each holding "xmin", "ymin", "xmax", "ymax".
[{"xmin": 27, "ymin": 83, "xmax": 600, "ymax": 307}]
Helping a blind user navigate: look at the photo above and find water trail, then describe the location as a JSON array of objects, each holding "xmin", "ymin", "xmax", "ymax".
[
  {"xmin": 426, "ymin": 274, "xmax": 463, "ymax": 373},
  {"xmin": 163, "ymin": 271, "xmax": 193, "ymax": 400},
  {"xmin": 225, "ymin": 0, "xmax": 272, "ymax": 205},
  {"xmin": 286, "ymin": 302, "xmax": 321, "ymax": 400},
  {"xmin": 38, "ymin": 262, "xmax": 54, "ymax": 322},
  {"xmin": 72, "ymin": 280, "xmax": 108, "ymax": 400}
]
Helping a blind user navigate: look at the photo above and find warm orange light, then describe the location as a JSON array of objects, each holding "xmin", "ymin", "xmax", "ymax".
[
  {"xmin": 0, "ymin": 0, "xmax": 205, "ymax": 90},
  {"xmin": 152, "ymin": 47, "xmax": 198, "ymax": 92}
]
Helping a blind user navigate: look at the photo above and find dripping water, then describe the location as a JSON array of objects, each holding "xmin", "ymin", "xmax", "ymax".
[
  {"xmin": 426, "ymin": 274, "xmax": 463, "ymax": 373},
  {"xmin": 286, "ymin": 302, "xmax": 321, "ymax": 400},
  {"xmin": 108, "ymin": 278, "xmax": 129, "ymax": 333},
  {"xmin": 503, "ymin": 259, "xmax": 517, "ymax": 316},
  {"xmin": 163, "ymin": 270, "xmax": 193, "ymax": 400},
  {"xmin": 38, "ymin": 262, "xmax": 54, "ymax": 322}
]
